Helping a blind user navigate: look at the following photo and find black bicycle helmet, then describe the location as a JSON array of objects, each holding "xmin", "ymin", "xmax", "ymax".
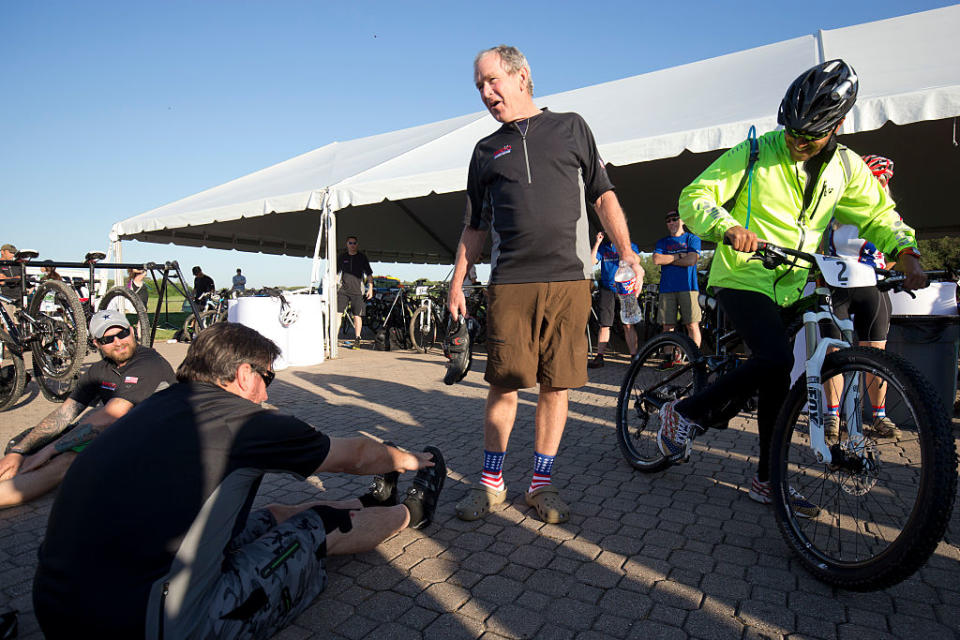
[{"xmin": 778, "ymin": 59, "xmax": 858, "ymax": 137}]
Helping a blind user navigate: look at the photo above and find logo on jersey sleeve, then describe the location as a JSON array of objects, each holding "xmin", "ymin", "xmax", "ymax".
[{"xmin": 493, "ymin": 145, "xmax": 512, "ymax": 159}]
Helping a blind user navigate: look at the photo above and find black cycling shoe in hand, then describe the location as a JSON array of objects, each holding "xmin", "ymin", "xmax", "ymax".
[
  {"xmin": 359, "ymin": 441, "xmax": 400, "ymax": 507},
  {"xmin": 443, "ymin": 317, "xmax": 472, "ymax": 385},
  {"xmin": 403, "ymin": 446, "xmax": 446, "ymax": 530}
]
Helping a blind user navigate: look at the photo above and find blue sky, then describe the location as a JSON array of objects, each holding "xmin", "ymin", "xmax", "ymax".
[{"xmin": 1, "ymin": 0, "xmax": 953, "ymax": 287}]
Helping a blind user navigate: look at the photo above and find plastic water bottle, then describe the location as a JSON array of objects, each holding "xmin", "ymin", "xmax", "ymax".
[{"xmin": 614, "ymin": 261, "xmax": 642, "ymax": 325}]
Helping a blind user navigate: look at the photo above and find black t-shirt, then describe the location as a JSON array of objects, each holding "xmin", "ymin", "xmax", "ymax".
[
  {"xmin": 193, "ymin": 274, "xmax": 215, "ymax": 300},
  {"xmin": 464, "ymin": 109, "xmax": 615, "ymax": 284},
  {"xmin": 0, "ymin": 265, "xmax": 23, "ymax": 300},
  {"xmin": 34, "ymin": 382, "xmax": 331, "ymax": 638},
  {"xmin": 68, "ymin": 345, "xmax": 176, "ymax": 408},
  {"xmin": 337, "ymin": 251, "xmax": 373, "ymax": 295}
]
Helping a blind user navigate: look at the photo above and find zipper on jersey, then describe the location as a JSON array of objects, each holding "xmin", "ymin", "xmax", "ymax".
[{"xmin": 514, "ymin": 121, "xmax": 532, "ymax": 183}]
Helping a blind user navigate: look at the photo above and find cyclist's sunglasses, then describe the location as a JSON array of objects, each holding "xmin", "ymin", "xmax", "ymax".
[
  {"xmin": 97, "ymin": 327, "xmax": 132, "ymax": 344},
  {"xmin": 785, "ymin": 128, "xmax": 830, "ymax": 142},
  {"xmin": 251, "ymin": 365, "xmax": 275, "ymax": 387}
]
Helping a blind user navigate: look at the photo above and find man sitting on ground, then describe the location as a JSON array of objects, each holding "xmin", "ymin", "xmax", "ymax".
[
  {"xmin": 0, "ymin": 310, "xmax": 176, "ymax": 508},
  {"xmin": 33, "ymin": 322, "xmax": 446, "ymax": 640}
]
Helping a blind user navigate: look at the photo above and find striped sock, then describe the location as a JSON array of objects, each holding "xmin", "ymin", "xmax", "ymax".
[
  {"xmin": 528, "ymin": 452, "xmax": 555, "ymax": 493},
  {"xmin": 827, "ymin": 404, "xmax": 840, "ymax": 417},
  {"xmin": 872, "ymin": 405, "xmax": 886, "ymax": 419},
  {"xmin": 480, "ymin": 450, "xmax": 505, "ymax": 492}
]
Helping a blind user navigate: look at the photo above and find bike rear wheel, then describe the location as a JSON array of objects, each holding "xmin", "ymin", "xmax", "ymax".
[
  {"xmin": 0, "ymin": 330, "xmax": 25, "ymax": 412},
  {"xmin": 27, "ymin": 280, "xmax": 87, "ymax": 402},
  {"xmin": 98, "ymin": 286, "xmax": 152, "ymax": 348},
  {"xmin": 182, "ymin": 310, "xmax": 219, "ymax": 342},
  {"xmin": 409, "ymin": 306, "xmax": 438, "ymax": 353},
  {"xmin": 771, "ymin": 346, "xmax": 957, "ymax": 590},
  {"xmin": 616, "ymin": 332, "xmax": 705, "ymax": 472}
]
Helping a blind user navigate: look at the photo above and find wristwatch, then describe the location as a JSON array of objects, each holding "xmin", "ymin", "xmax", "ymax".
[{"xmin": 897, "ymin": 247, "xmax": 922, "ymax": 260}]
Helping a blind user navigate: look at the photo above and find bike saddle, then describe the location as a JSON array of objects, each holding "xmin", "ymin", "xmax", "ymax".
[
  {"xmin": 15, "ymin": 249, "xmax": 38, "ymax": 261},
  {"xmin": 85, "ymin": 251, "xmax": 106, "ymax": 262}
]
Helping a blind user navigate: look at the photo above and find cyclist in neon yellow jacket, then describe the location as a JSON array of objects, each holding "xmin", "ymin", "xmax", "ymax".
[{"xmin": 656, "ymin": 59, "xmax": 927, "ymax": 515}]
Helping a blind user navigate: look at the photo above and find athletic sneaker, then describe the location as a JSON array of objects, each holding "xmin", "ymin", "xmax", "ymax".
[
  {"xmin": 823, "ymin": 414, "xmax": 840, "ymax": 439},
  {"xmin": 869, "ymin": 416, "xmax": 901, "ymax": 439},
  {"xmin": 351, "ymin": 339, "xmax": 361, "ymax": 350},
  {"xmin": 747, "ymin": 475, "xmax": 820, "ymax": 519},
  {"xmin": 588, "ymin": 354, "xmax": 604, "ymax": 369},
  {"xmin": 657, "ymin": 400, "xmax": 699, "ymax": 463}
]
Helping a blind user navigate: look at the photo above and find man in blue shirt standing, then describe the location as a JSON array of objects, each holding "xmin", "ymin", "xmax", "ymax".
[
  {"xmin": 589, "ymin": 231, "xmax": 642, "ymax": 368},
  {"xmin": 653, "ymin": 211, "xmax": 702, "ymax": 350}
]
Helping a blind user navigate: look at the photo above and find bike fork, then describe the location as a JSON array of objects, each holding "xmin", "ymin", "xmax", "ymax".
[{"xmin": 802, "ymin": 309, "xmax": 854, "ymax": 463}]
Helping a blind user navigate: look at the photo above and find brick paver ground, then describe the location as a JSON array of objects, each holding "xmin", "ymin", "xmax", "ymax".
[{"xmin": 1, "ymin": 341, "xmax": 958, "ymax": 639}]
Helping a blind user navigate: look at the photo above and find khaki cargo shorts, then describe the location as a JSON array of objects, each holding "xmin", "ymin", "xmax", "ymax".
[
  {"xmin": 658, "ymin": 290, "xmax": 702, "ymax": 325},
  {"xmin": 484, "ymin": 280, "xmax": 591, "ymax": 389}
]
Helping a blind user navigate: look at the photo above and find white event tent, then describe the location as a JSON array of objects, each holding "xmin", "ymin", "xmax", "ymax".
[{"xmin": 111, "ymin": 5, "xmax": 960, "ymax": 357}]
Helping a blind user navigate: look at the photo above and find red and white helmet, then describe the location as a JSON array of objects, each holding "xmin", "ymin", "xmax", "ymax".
[{"xmin": 861, "ymin": 154, "xmax": 894, "ymax": 187}]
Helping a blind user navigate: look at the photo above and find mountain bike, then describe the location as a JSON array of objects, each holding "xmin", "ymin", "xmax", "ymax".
[
  {"xmin": 1, "ymin": 250, "xmax": 88, "ymax": 408},
  {"xmin": 182, "ymin": 289, "xmax": 229, "ymax": 341},
  {"xmin": 69, "ymin": 251, "xmax": 152, "ymax": 353},
  {"xmin": 616, "ymin": 240, "xmax": 957, "ymax": 590}
]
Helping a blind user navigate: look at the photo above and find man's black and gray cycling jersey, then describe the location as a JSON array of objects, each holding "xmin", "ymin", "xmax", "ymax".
[{"xmin": 464, "ymin": 109, "xmax": 615, "ymax": 285}]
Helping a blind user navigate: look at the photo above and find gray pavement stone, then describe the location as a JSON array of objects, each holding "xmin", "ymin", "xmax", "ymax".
[{"xmin": 1, "ymin": 344, "xmax": 958, "ymax": 639}]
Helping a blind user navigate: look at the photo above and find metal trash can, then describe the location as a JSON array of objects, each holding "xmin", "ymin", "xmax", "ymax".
[{"xmin": 885, "ymin": 315, "xmax": 960, "ymax": 418}]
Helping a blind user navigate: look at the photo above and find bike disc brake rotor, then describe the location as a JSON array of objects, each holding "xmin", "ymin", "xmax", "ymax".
[
  {"xmin": 34, "ymin": 316, "xmax": 76, "ymax": 377},
  {"xmin": 830, "ymin": 434, "xmax": 880, "ymax": 496}
]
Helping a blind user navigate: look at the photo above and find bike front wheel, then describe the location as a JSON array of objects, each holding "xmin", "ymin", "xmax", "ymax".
[
  {"xmin": 616, "ymin": 332, "xmax": 705, "ymax": 472},
  {"xmin": 771, "ymin": 346, "xmax": 957, "ymax": 591},
  {"xmin": 409, "ymin": 306, "xmax": 438, "ymax": 353},
  {"xmin": 27, "ymin": 280, "xmax": 87, "ymax": 402},
  {"xmin": 0, "ymin": 330, "xmax": 26, "ymax": 412}
]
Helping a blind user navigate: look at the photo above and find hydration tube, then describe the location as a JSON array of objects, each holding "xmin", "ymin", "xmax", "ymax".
[{"xmin": 744, "ymin": 125, "xmax": 758, "ymax": 230}]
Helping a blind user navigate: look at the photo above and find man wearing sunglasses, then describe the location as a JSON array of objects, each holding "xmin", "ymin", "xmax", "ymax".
[
  {"xmin": 657, "ymin": 59, "xmax": 925, "ymax": 512},
  {"xmin": 0, "ymin": 310, "xmax": 175, "ymax": 508},
  {"xmin": 34, "ymin": 322, "xmax": 446, "ymax": 639}
]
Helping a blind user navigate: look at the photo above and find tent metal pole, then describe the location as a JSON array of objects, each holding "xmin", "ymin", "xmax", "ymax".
[{"xmin": 327, "ymin": 204, "xmax": 339, "ymax": 359}]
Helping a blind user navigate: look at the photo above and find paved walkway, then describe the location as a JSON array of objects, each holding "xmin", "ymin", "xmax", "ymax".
[{"xmin": 1, "ymin": 341, "xmax": 958, "ymax": 639}]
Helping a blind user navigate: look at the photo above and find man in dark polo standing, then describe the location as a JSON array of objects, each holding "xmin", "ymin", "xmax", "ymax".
[
  {"xmin": 447, "ymin": 45, "xmax": 642, "ymax": 524},
  {"xmin": 337, "ymin": 235, "xmax": 374, "ymax": 349}
]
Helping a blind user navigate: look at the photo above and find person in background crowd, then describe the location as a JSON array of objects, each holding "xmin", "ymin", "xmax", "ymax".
[
  {"xmin": 232, "ymin": 268, "xmax": 247, "ymax": 293},
  {"xmin": 0, "ymin": 243, "xmax": 25, "ymax": 306},
  {"xmin": 653, "ymin": 211, "xmax": 702, "ymax": 352},
  {"xmin": 822, "ymin": 154, "xmax": 901, "ymax": 439},
  {"xmin": 192, "ymin": 265, "xmax": 215, "ymax": 304},
  {"xmin": 337, "ymin": 236, "xmax": 374, "ymax": 350},
  {"xmin": 448, "ymin": 45, "xmax": 642, "ymax": 525},
  {"xmin": 589, "ymin": 231, "xmax": 642, "ymax": 368},
  {"xmin": 39, "ymin": 261, "xmax": 63, "ymax": 282},
  {"xmin": 127, "ymin": 267, "xmax": 149, "ymax": 306}
]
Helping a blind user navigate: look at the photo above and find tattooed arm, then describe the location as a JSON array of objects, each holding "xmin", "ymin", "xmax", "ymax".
[
  {"xmin": 19, "ymin": 398, "xmax": 135, "ymax": 474},
  {"xmin": 0, "ymin": 399, "xmax": 86, "ymax": 481}
]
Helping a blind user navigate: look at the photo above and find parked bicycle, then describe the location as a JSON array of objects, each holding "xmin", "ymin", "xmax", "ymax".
[
  {"xmin": 1, "ymin": 250, "xmax": 87, "ymax": 409},
  {"xmin": 409, "ymin": 284, "xmax": 449, "ymax": 353},
  {"xmin": 616, "ymin": 240, "xmax": 957, "ymax": 590},
  {"xmin": 182, "ymin": 288, "xmax": 230, "ymax": 341}
]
